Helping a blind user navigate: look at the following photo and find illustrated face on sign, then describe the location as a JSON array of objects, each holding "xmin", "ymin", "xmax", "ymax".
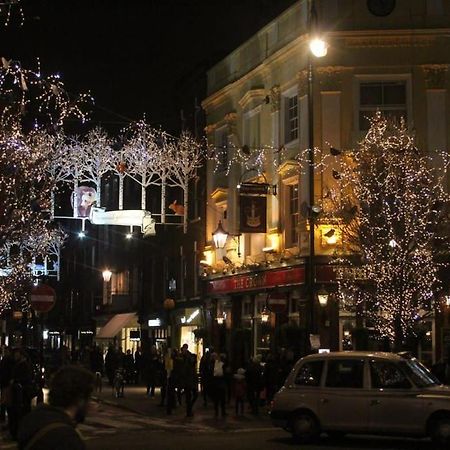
[{"xmin": 71, "ymin": 186, "xmax": 97, "ymax": 218}]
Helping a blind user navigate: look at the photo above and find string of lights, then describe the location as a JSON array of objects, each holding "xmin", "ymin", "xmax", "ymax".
[{"xmin": 327, "ymin": 113, "xmax": 450, "ymax": 347}]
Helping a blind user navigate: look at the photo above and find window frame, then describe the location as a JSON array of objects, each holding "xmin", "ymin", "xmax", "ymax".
[
  {"xmin": 354, "ymin": 74, "xmax": 412, "ymax": 136},
  {"xmin": 369, "ymin": 359, "xmax": 413, "ymax": 390},
  {"xmin": 324, "ymin": 358, "xmax": 366, "ymax": 389},
  {"xmin": 294, "ymin": 360, "xmax": 325, "ymax": 387},
  {"xmin": 281, "ymin": 85, "xmax": 299, "ymax": 146}
]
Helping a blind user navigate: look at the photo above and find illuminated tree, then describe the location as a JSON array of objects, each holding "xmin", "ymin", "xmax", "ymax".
[
  {"xmin": 0, "ymin": 58, "xmax": 89, "ymax": 312},
  {"xmin": 166, "ymin": 131, "xmax": 204, "ymax": 232},
  {"xmin": 330, "ymin": 114, "xmax": 449, "ymax": 350}
]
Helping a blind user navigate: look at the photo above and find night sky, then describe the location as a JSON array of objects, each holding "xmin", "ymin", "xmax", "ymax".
[{"xmin": 1, "ymin": 0, "xmax": 297, "ymax": 134}]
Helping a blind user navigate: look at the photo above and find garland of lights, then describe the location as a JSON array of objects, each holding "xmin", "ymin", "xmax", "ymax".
[{"xmin": 0, "ymin": 0, "xmax": 24, "ymax": 27}]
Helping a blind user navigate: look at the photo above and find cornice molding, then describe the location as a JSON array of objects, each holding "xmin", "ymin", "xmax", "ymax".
[
  {"xmin": 421, "ymin": 64, "xmax": 449, "ymax": 89},
  {"xmin": 238, "ymin": 88, "xmax": 266, "ymax": 110}
]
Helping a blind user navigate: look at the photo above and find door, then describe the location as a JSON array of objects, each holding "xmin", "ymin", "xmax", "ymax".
[
  {"xmin": 368, "ymin": 359, "xmax": 424, "ymax": 434},
  {"xmin": 319, "ymin": 358, "xmax": 369, "ymax": 432}
]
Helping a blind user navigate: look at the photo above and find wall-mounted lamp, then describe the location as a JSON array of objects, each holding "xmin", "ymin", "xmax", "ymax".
[
  {"xmin": 102, "ymin": 269, "xmax": 112, "ymax": 283},
  {"xmin": 317, "ymin": 285, "xmax": 329, "ymax": 308},
  {"xmin": 260, "ymin": 306, "xmax": 270, "ymax": 323},
  {"xmin": 212, "ymin": 220, "xmax": 229, "ymax": 249}
]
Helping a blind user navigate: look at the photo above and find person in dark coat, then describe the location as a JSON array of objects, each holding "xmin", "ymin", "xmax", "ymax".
[
  {"xmin": 8, "ymin": 349, "xmax": 35, "ymax": 440},
  {"xmin": 143, "ymin": 346, "xmax": 159, "ymax": 397},
  {"xmin": 123, "ymin": 350, "xmax": 135, "ymax": 384},
  {"xmin": 263, "ymin": 353, "xmax": 280, "ymax": 403},
  {"xmin": 134, "ymin": 347, "xmax": 142, "ymax": 384},
  {"xmin": 180, "ymin": 344, "xmax": 197, "ymax": 417},
  {"xmin": 89, "ymin": 346, "xmax": 104, "ymax": 376},
  {"xmin": 0, "ymin": 346, "xmax": 13, "ymax": 423},
  {"xmin": 104, "ymin": 347, "xmax": 118, "ymax": 386},
  {"xmin": 17, "ymin": 365, "xmax": 94, "ymax": 450},
  {"xmin": 199, "ymin": 350, "xmax": 211, "ymax": 407},
  {"xmin": 210, "ymin": 352, "xmax": 227, "ymax": 418},
  {"xmin": 246, "ymin": 355, "xmax": 263, "ymax": 415}
]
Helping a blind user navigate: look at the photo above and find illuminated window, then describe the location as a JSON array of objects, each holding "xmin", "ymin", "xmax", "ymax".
[{"xmin": 111, "ymin": 271, "xmax": 130, "ymax": 295}]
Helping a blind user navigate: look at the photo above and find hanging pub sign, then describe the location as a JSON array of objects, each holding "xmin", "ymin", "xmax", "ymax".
[{"xmin": 239, "ymin": 194, "xmax": 267, "ymax": 233}]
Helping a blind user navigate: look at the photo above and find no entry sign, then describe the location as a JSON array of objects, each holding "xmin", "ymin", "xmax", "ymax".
[{"xmin": 31, "ymin": 284, "xmax": 56, "ymax": 313}]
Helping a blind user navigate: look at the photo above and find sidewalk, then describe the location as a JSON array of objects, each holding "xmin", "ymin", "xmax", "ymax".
[{"xmin": 92, "ymin": 384, "xmax": 274, "ymax": 432}]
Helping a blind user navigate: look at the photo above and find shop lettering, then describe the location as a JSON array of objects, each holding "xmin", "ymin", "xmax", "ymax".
[{"xmin": 207, "ymin": 267, "xmax": 305, "ymax": 294}]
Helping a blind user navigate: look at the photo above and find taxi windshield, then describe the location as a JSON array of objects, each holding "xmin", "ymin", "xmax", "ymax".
[{"xmin": 400, "ymin": 359, "xmax": 439, "ymax": 387}]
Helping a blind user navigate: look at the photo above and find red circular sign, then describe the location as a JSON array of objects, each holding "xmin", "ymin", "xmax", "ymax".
[{"xmin": 31, "ymin": 284, "xmax": 56, "ymax": 313}]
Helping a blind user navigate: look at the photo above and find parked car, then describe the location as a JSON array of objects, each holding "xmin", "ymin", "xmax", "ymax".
[{"xmin": 270, "ymin": 351, "xmax": 450, "ymax": 446}]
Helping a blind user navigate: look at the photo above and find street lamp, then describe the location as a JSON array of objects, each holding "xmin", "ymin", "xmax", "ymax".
[
  {"xmin": 307, "ymin": 0, "xmax": 328, "ymax": 335},
  {"xmin": 317, "ymin": 286, "xmax": 329, "ymax": 308},
  {"xmin": 102, "ymin": 269, "xmax": 112, "ymax": 283},
  {"xmin": 445, "ymin": 295, "xmax": 450, "ymax": 307},
  {"xmin": 212, "ymin": 220, "xmax": 229, "ymax": 249},
  {"xmin": 260, "ymin": 306, "xmax": 270, "ymax": 323}
]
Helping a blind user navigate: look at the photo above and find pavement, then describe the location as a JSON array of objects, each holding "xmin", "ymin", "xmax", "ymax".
[{"xmin": 91, "ymin": 384, "xmax": 274, "ymax": 433}]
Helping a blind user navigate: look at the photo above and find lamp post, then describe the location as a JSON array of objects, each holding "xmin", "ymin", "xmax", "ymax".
[
  {"xmin": 306, "ymin": 0, "xmax": 327, "ymax": 336},
  {"xmin": 102, "ymin": 269, "xmax": 112, "ymax": 305}
]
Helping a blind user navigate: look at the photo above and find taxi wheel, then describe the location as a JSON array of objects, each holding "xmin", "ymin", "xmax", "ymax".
[
  {"xmin": 431, "ymin": 417, "xmax": 450, "ymax": 447},
  {"xmin": 291, "ymin": 411, "xmax": 320, "ymax": 443}
]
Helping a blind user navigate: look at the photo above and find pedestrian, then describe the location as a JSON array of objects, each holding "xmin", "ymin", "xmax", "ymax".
[
  {"xmin": 7, "ymin": 349, "xmax": 36, "ymax": 440},
  {"xmin": 171, "ymin": 349, "xmax": 183, "ymax": 406},
  {"xmin": 89, "ymin": 345, "xmax": 104, "ymax": 376},
  {"xmin": 233, "ymin": 368, "xmax": 246, "ymax": 416},
  {"xmin": 166, "ymin": 349, "xmax": 178, "ymax": 415},
  {"xmin": 431, "ymin": 351, "xmax": 450, "ymax": 385},
  {"xmin": 211, "ymin": 352, "xmax": 227, "ymax": 418},
  {"xmin": 246, "ymin": 355, "xmax": 263, "ymax": 415},
  {"xmin": 123, "ymin": 350, "xmax": 135, "ymax": 384},
  {"xmin": 17, "ymin": 365, "xmax": 94, "ymax": 450},
  {"xmin": 104, "ymin": 346, "xmax": 118, "ymax": 386},
  {"xmin": 134, "ymin": 347, "xmax": 142, "ymax": 384},
  {"xmin": 0, "ymin": 346, "xmax": 13, "ymax": 423},
  {"xmin": 143, "ymin": 346, "xmax": 159, "ymax": 397},
  {"xmin": 263, "ymin": 353, "xmax": 279, "ymax": 403},
  {"xmin": 180, "ymin": 344, "xmax": 197, "ymax": 417},
  {"xmin": 199, "ymin": 349, "xmax": 211, "ymax": 407}
]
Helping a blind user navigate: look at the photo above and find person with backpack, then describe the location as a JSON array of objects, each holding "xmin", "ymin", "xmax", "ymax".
[{"xmin": 17, "ymin": 365, "xmax": 94, "ymax": 450}]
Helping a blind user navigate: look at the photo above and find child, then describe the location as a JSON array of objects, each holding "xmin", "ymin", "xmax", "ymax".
[{"xmin": 233, "ymin": 368, "xmax": 246, "ymax": 416}]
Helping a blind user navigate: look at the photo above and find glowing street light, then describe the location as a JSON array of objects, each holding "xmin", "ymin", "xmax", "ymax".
[
  {"xmin": 212, "ymin": 220, "xmax": 229, "ymax": 249},
  {"xmin": 102, "ymin": 269, "xmax": 112, "ymax": 283},
  {"xmin": 309, "ymin": 37, "xmax": 328, "ymax": 58}
]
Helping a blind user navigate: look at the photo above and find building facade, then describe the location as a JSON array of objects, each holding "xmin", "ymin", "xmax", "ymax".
[{"xmin": 202, "ymin": 0, "xmax": 450, "ymax": 367}]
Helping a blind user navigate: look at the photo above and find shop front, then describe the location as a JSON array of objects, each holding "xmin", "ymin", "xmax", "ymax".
[
  {"xmin": 95, "ymin": 312, "xmax": 140, "ymax": 352},
  {"xmin": 173, "ymin": 307, "xmax": 204, "ymax": 364},
  {"xmin": 205, "ymin": 265, "xmax": 307, "ymax": 366}
]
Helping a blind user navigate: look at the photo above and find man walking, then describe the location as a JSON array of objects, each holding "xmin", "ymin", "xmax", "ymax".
[{"xmin": 17, "ymin": 365, "xmax": 94, "ymax": 450}]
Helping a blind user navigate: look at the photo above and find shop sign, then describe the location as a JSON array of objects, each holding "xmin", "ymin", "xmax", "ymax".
[
  {"xmin": 207, "ymin": 267, "xmax": 305, "ymax": 295},
  {"xmin": 148, "ymin": 318, "xmax": 162, "ymax": 327},
  {"xmin": 239, "ymin": 195, "xmax": 267, "ymax": 233},
  {"xmin": 180, "ymin": 309, "xmax": 200, "ymax": 324}
]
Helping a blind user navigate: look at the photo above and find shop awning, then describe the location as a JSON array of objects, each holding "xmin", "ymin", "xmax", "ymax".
[{"xmin": 96, "ymin": 312, "xmax": 137, "ymax": 339}]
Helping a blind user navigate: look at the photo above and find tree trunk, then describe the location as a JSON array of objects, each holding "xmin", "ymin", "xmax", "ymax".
[
  {"xmin": 183, "ymin": 181, "xmax": 188, "ymax": 233},
  {"xmin": 118, "ymin": 175, "xmax": 124, "ymax": 210},
  {"xmin": 73, "ymin": 179, "xmax": 79, "ymax": 218},
  {"xmin": 96, "ymin": 178, "xmax": 101, "ymax": 207},
  {"xmin": 161, "ymin": 176, "xmax": 166, "ymax": 224},
  {"xmin": 141, "ymin": 172, "xmax": 147, "ymax": 210},
  {"xmin": 393, "ymin": 316, "xmax": 404, "ymax": 352}
]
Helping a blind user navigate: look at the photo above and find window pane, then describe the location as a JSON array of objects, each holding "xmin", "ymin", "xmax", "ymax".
[
  {"xmin": 383, "ymin": 83, "xmax": 406, "ymax": 105},
  {"xmin": 326, "ymin": 359, "xmax": 364, "ymax": 388},
  {"xmin": 295, "ymin": 361, "xmax": 324, "ymax": 386},
  {"xmin": 370, "ymin": 361, "xmax": 411, "ymax": 389},
  {"xmin": 285, "ymin": 95, "xmax": 298, "ymax": 142},
  {"xmin": 360, "ymin": 84, "xmax": 382, "ymax": 106}
]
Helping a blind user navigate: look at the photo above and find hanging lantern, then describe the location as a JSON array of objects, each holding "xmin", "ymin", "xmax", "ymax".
[
  {"xmin": 260, "ymin": 306, "xmax": 270, "ymax": 323},
  {"xmin": 317, "ymin": 286, "xmax": 329, "ymax": 308},
  {"xmin": 212, "ymin": 220, "xmax": 229, "ymax": 249},
  {"xmin": 216, "ymin": 312, "xmax": 226, "ymax": 325}
]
